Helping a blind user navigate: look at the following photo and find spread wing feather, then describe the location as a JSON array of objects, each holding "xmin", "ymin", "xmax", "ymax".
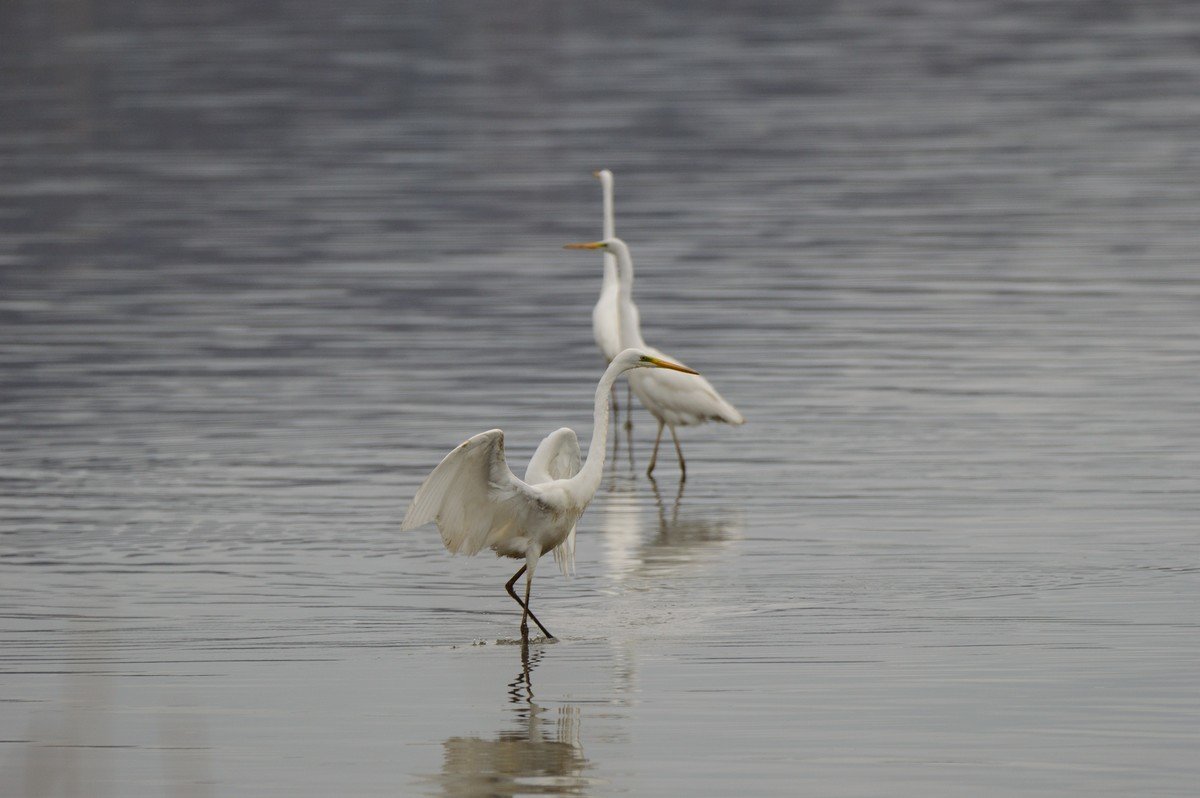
[
  {"xmin": 401, "ymin": 429, "xmax": 543, "ymax": 557},
  {"xmin": 524, "ymin": 427, "xmax": 582, "ymax": 484},
  {"xmin": 525, "ymin": 427, "xmax": 582, "ymax": 576}
]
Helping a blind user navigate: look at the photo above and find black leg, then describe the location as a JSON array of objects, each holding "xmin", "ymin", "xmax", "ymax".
[
  {"xmin": 505, "ymin": 564, "xmax": 554, "ymax": 640},
  {"xmin": 523, "ymin": 568, "xmax": 555, "ymax": 640},
  {"xmin": 505, "ymin": 564, "xmax": 526, "ymax": 603}
]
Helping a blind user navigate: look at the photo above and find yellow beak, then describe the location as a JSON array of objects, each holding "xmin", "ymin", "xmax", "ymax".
[
  {"xmin": 564, "ymin": 241, "xmax": 605, "ymax": 250},
  {"xmin": 592, "ymin": 170, "xmax": 602, "ymax": 178},
  {"xmin": 646, "ymin": 356, "xmax": 699, "ymax": 375}
]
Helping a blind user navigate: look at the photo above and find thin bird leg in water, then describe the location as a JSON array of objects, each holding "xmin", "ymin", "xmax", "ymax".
[
  {"xmin": 505, "ymin": 564, "xmax": 525, "ymax": 604},
  {"xmin": 505, "ymin": 565, "xmax": 553, "ymax": 639},
  {"xmin": 624, "ymin": 383, "xmax": 633, "ymax": 431},
  {"xmin": 520, "ymin": 573, "xmax": 530, "ymax": 638},
  {"xmin": 646, "ymin": 419, "xmax": 665, "ymax": 476},
  {"xmin": 611, "ymin": 384, "xmax": 620, "ymax": 416},
  {"xmin": 524, "ymin": 567, "xmax": 555, "ymax": 640},
  {"xmin": 669, "ymin": 424, "xmax": 687, "ymax": 481}
]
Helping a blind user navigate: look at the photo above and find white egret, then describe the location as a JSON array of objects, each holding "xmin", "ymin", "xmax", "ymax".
[
  {"xmin": 400, "ymin": 348, "xmax": 698, "ymax": 640},
  {"xmin": 591, "ymin": 170, "xmax": 621, "ymax": 364},
  {"xmin": 565, "ymin": 238, "xmax": 744, "ymax": 479},
  {"xmin": 590, "ymin": 169, "xmax": 633, "ymax": 420}
]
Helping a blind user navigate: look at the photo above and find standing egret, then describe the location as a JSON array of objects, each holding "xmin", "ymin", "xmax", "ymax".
[
  {"xmin": 400, "ymin": 348, "xmax": 698, "ymax": 640},
  {"xmin": 565, "ymin": 238, "xmax": 744, "ymax": 479},
  {"xmin": 590, "ymin": 169, "xmax": 633, "ymax": 421}
]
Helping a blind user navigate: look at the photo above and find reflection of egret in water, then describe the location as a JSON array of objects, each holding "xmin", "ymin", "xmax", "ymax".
[
  {"xmin": 637, "ymin": 479, "xmax": 742, "ymax": 577},
  {"xmin": 600, "ymin": 476, "xmax": 742, "ymax": 584},
  {"xmin": 598, "ymin": 473, "xmax": 644, "ymax": 583},
  {"xmin": 433, "ymin": 642, "xmax": 590, "ymax": 797},
  {"xmin": 608, "ymin": 403, "xmax": 636, "ymax": 473},
  {"xmin": 597, "ymin": 474, "xmax": 742, "ymax": 689}
]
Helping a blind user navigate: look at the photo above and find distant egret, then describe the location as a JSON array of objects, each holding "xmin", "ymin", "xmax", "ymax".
[
  {"xmin": 591, "ymin": 170, "xmax": 621, "ymax": 365},
  {"xmin": 590, "ymin": 169, "xmax": 633, "ymax": 421},
  {"xmin": 400, "ymin": 348, "xmax": 698, "ymax": 640},
  {"xmin": 565, "ymin": 238, "xmax": 744, "ymax": 479}
]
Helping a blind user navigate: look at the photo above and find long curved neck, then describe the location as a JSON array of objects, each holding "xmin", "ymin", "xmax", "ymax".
[
  {"xmin": 610, "ymin": 240, "xmax": 646, "ymax": 348},
  {"xmin": 566, "ymin": 359, "xmax": 624, "ymax": 499},
  {"xmin": 601, "ymin": 175, "xmax": 618, "ymax": 290}
]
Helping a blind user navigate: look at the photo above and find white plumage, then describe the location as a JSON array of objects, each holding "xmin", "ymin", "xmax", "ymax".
[
  {"xmin": 626, "ymin": 345, "xmax": 743, "ymax": 428},
  {"xmin": 400, "ymin": 348, "xmax": 699, "ymax": 639},
  {"xmin": 523, "ymin": 427, "xmax": 581, "ymax": 576},
  {"xmin": 590, "ymin": 169, "xmax": 635, "ymax": 423},
  {"xmin": 591, "ymin": 170, "xmax": 622, "ymax": 363},
  {"xmin": 566, "ymin": 237, "xmax": 743, "ymax": 478},
  {"xmin": 401, "ymin": 428, "xmax": 563, "ymax": 560}
]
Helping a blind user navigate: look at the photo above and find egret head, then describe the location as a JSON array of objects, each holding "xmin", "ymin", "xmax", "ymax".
[
  {"xmin": 592, "ymin": 168, "xmax": 613, "ymax": 188},
  {"xmin": 564, "ymin": 237, "xmax": 626, "ymax": 255},
  {"xmin": 565, "ymin": 237, "xmax": 635, "ymax": 289},
  {"xmin": 564, "ymin": 240, "xmax": 607, "ymax": 252},
  {"xmin": 614, "ymin": 347, "xmax": 698, "ymax": 375}
]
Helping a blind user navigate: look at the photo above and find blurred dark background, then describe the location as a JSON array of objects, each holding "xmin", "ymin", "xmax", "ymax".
[{"xmin": 4, "ymin": 0, "xmax": 1197, "ymax": 268}]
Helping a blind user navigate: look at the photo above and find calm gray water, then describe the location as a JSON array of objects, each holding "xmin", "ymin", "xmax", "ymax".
[{"xmin": 2, "ymin": 1, "xmax": 1198, "ymax": 795}]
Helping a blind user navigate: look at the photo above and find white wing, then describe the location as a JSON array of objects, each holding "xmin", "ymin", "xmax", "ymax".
[
  {"xmin": 524, "ymin": 427, "xmax": 582, "ymax": 484},
  {"xmin": 401, "ymin": 429, "xmax": 547, "ymax": 557},
  {"xmin": 524, "ymin": 427, "xmax": 582, "ymax": 576}
]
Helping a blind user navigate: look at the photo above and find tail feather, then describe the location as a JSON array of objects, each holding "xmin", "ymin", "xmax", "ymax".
[{"xmin": 551, "ymin": 526, "xmax": 576, "ymax": 577}]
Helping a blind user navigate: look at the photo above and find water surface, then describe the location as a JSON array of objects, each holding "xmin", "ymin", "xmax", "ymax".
[{"xmin": 2, "ymin": 1, "xmax": 1198, "ymax": 795}]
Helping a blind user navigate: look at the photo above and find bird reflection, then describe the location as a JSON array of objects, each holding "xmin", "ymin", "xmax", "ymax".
[
  {"xmin": 506, "ymin": 636, "xmax": 543, "ymax": 704},
  {"xmin": 599, "ymin": 463, "xmax": 743, "ymax": 588},
  {"xmin": 638, "ymin": 478, "xmax": 741, "ymax": 577},
  {"xmin": 593, "ymin": 477, "xmax": 742, "ymax": 731},
  {"xmin": 599, "ymin": 472, "xmax": 643, "ymax": 581},
  {"xmin": 434, "ymin": 641, "xmax": 590, "ymax": 797},
  {"xmin": 609, "ymin": 405, "xmax": 636, "ymax": 473}
]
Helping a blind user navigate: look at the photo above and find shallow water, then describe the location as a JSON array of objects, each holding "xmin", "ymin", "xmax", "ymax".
[{"xmin": 2, "ymin": 1, "xmax": 1199, "ymax": 795}]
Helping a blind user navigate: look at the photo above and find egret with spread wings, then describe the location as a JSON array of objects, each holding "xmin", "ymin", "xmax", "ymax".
[{"xmin": 401, "ymin": 348, "xmax": 698, "ymax": 640}]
